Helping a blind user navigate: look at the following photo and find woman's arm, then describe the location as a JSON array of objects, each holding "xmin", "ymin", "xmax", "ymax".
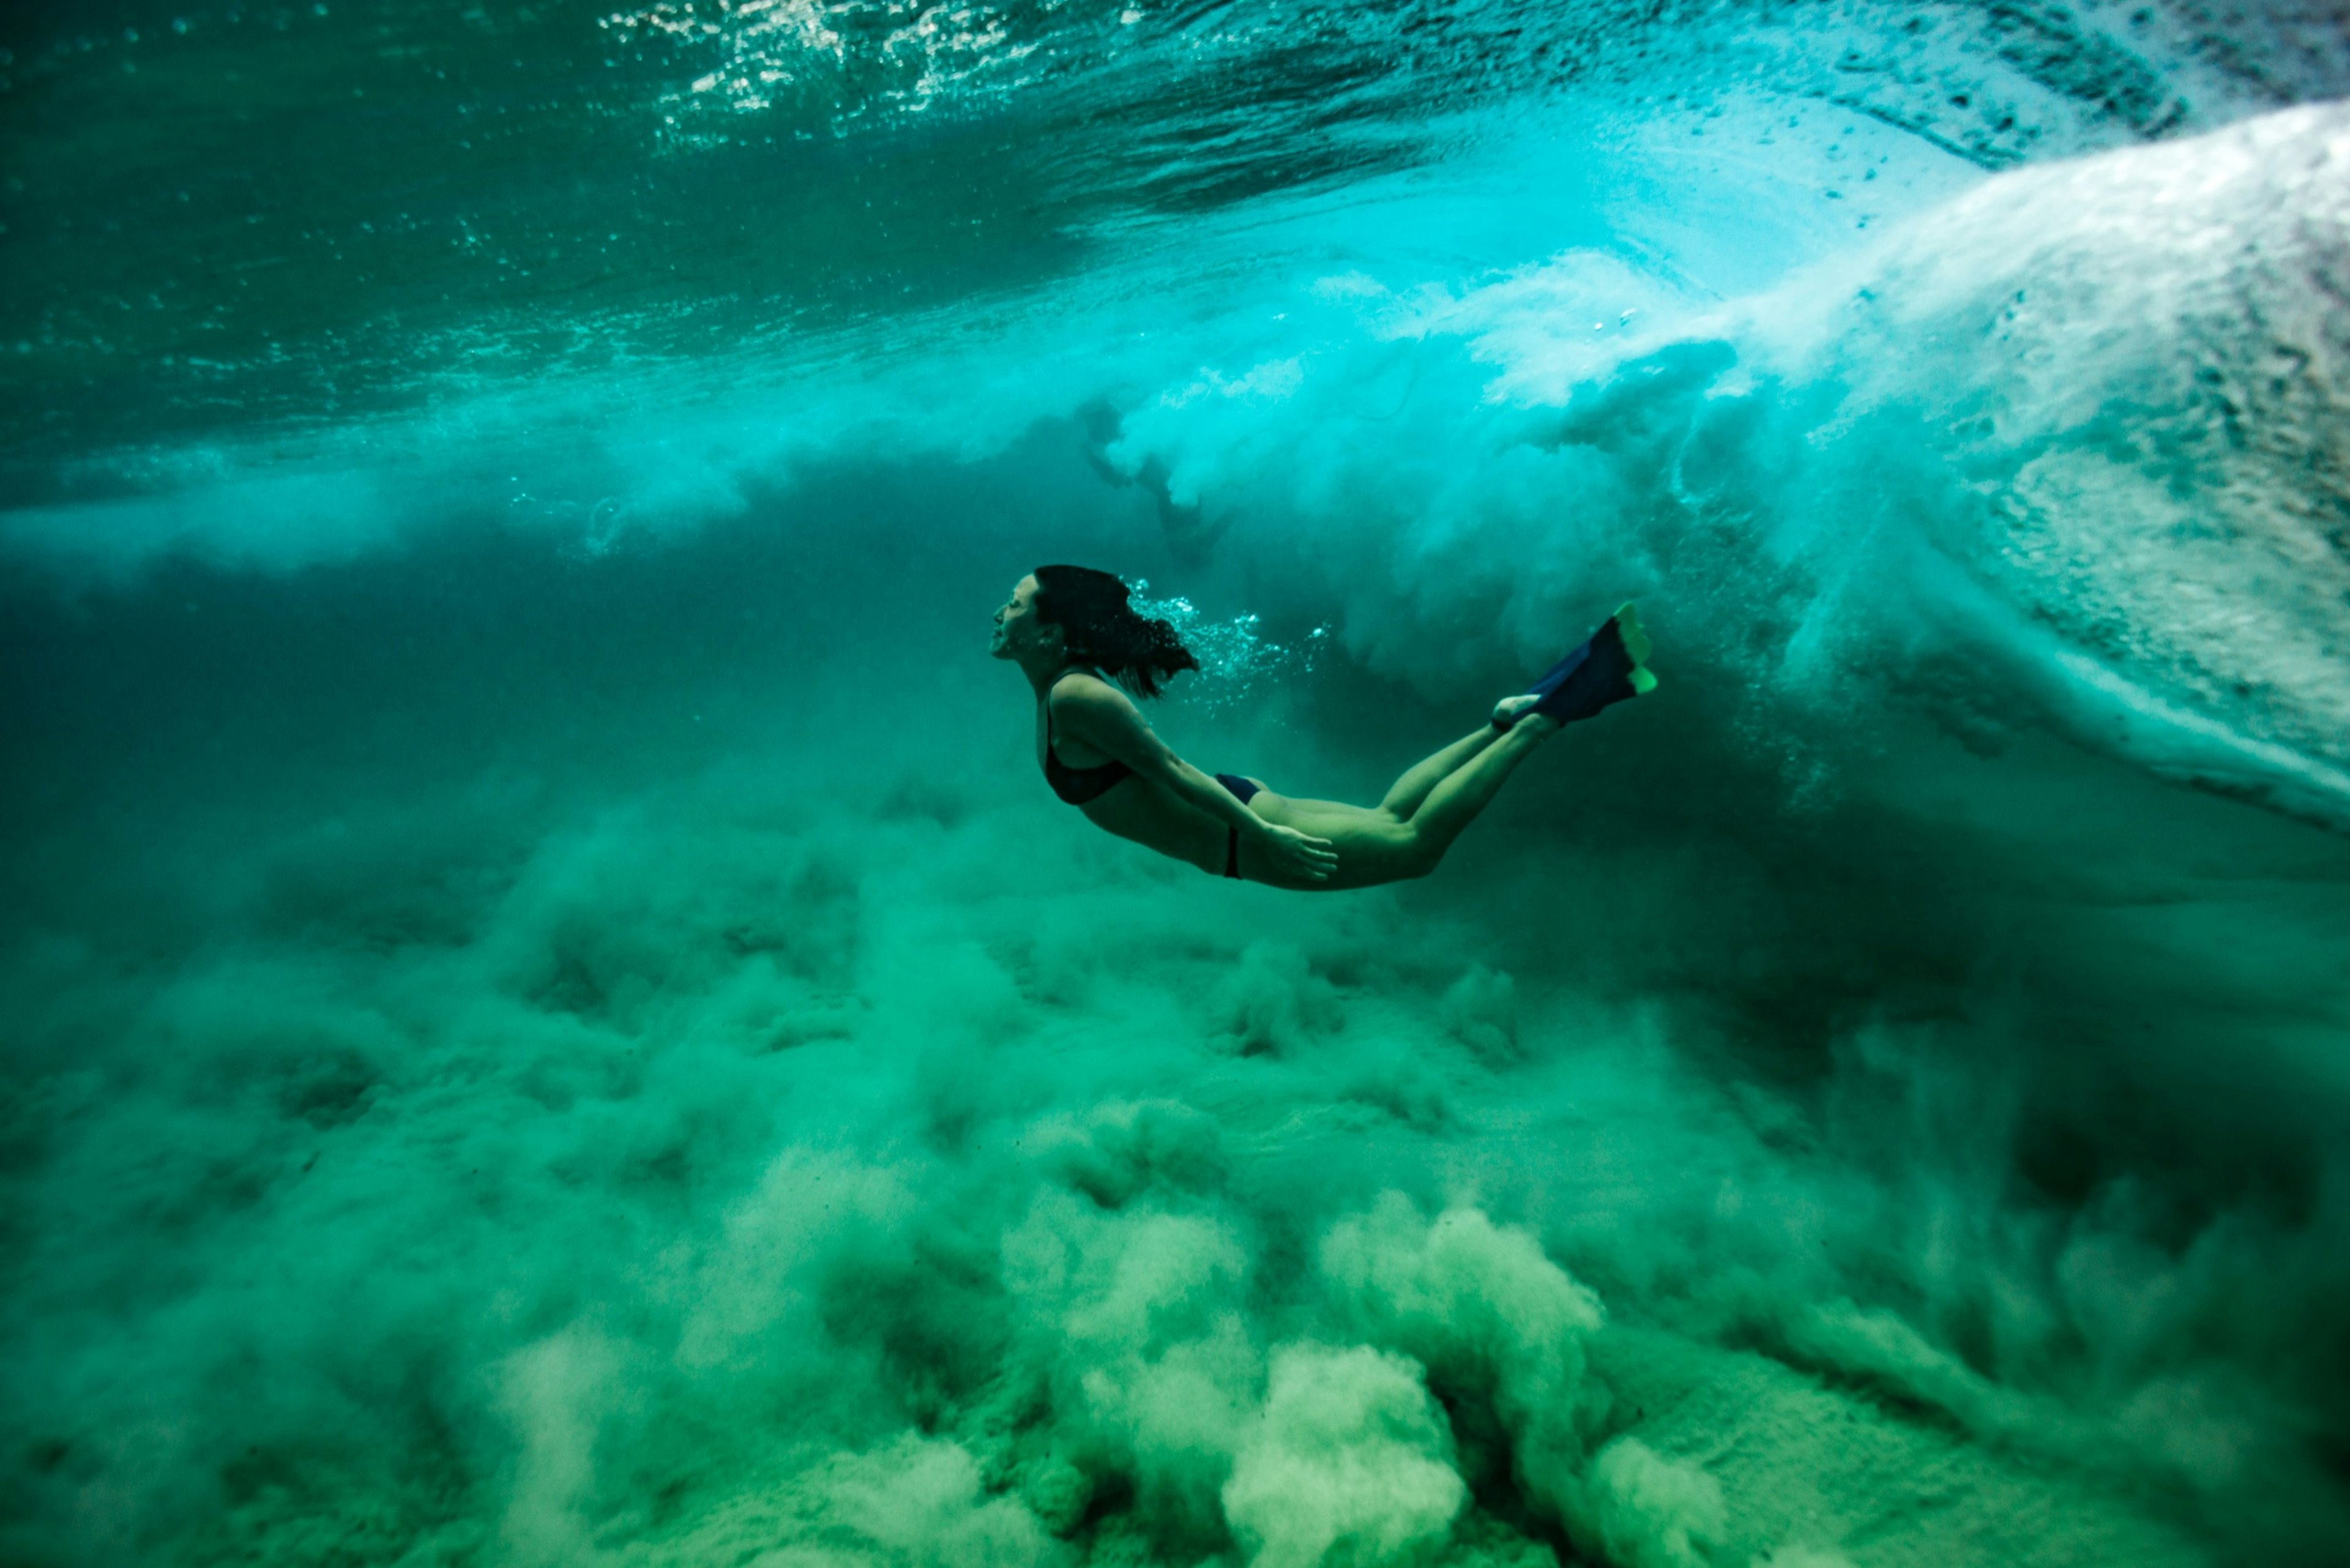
[{"xmin": 1053, "ymin": 680, "xmax": 1336, "ymax": 879}]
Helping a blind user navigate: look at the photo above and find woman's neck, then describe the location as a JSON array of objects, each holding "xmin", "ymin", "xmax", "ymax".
[{"xmin": 1021, "ymin": 652, "xmax": 1089, "ymax": 696}]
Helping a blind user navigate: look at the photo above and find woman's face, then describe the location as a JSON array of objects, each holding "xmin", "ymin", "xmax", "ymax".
[{"xmin": 990, "ymin": 574, "xmax": 1051, "ymax": 659}]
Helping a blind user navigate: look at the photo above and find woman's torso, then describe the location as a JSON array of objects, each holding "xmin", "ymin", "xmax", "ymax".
[{"xmin": 1037, "ymin": 670, "xmax": 1228, "ymax": 873}]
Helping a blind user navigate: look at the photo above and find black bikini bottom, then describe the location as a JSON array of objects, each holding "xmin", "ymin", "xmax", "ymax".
[{"xmin": 1214, "ymin": 772, "xmax": 1260, "ymax": 880}]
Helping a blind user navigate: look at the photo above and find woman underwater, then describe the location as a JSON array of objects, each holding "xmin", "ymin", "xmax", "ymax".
[{"xmin": 993, "ymin": 566, "xmax": 1655, "ymax": 890}]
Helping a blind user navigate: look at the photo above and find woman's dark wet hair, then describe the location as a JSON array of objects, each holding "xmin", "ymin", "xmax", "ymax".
[{"xmin": 1031, "ymin": 565, "xmax": 1199, "ymax": 700}]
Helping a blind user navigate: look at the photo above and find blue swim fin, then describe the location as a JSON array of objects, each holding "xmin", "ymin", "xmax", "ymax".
[{"xmin": 1496, "ymin": 603, "xmax": 1657, "ymax": 731}]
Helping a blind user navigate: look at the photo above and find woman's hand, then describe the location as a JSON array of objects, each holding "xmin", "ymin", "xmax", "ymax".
[{"xmin": 1259, "ymin": 823, "xmax": 1338, "ymax": 883}]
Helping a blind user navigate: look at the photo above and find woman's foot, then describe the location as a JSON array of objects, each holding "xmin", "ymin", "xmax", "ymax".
[
  {"xmin": 1493, "ymin": 603, "xmax": 1658, "ymax": 731},
  {"xmin": 1491, "ymin": 693, "xmax": 1541, "ymax": 728}
]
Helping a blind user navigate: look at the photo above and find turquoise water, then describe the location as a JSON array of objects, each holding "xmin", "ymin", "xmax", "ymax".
[{"xmin": 4, "ymin": 4, "xmax": 2349, "ymax": 1564}]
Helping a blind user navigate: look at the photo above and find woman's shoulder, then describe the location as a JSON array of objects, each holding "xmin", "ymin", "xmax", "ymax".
[{"xmin": 1049, "ymin": 669, "xmax": 1138, "ymax": 722}]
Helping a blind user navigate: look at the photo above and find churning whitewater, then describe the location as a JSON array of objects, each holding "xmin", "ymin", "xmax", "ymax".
[{"xmin": 2, "ymin": 4, "xmax": 2348, "ymax": 1566}]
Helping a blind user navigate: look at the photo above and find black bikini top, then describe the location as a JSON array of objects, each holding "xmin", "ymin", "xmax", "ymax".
[{"xmin": 1042, "ymin": 668, "xmax": 1132, "ymax": 805}]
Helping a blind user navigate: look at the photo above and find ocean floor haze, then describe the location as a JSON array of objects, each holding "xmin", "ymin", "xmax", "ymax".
[{"xmin": 3, "ymin": 4, "xmax": 2349, "ymax": 1566}]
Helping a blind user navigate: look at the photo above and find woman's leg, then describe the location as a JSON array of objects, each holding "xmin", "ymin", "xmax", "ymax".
[
  {"xmin": 1244, "ymin": 794, "xmax": 1420, "ymax": 889},
  {"xmin": 1251, "ymin": 716, "xmax": 1556, "ymax": 888},
  {"xmin": 1377, "ymin": 726, "xmax": 1504, "ymax": 818},
  {"xmin": 1394, "ymin": 715, "xmax": 1553, "ymax": 864}
]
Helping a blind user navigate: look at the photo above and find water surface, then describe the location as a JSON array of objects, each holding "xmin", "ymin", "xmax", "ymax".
[{"xmin": 4, "ymin": 4, "xmax": 2349, "ymax": 1565}]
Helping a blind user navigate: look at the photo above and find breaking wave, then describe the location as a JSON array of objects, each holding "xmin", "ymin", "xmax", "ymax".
[{"xmin": 2, "ymin": 4, "xmax": 2348, "ymax": 1566}]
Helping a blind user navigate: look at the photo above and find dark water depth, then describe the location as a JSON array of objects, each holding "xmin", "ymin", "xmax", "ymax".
[{"xmin": 4, "ymin": 4, "xmax": 2349, "ymax": 1567}]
